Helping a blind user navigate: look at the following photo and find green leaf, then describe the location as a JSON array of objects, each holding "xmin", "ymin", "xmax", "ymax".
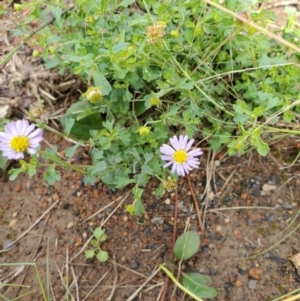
[
  {"xmin": 65, "ymin": 143, "xmax": 80, "ymax": 158},
  {"xmin": 174, "ymin": 231, "xmax": 200, "ymax": 260},
  {"xmin": 8, "ymin": 168, "xmax": 23, "ymax": 181},
  {"xmin": 133, "ymin": 198, "xmax": 145, "ymax": 215},
  {"xmin": 96, "ymin": 250, "xmax": 108, "ymax": 262},
  {"xmin": 93, "ymin": 227, "xmax": 106, "ymax": 241},
  {"xmin": 64, "ymin": 118, "xmax": 75, "ymax": 137},
  {"xmin": 44, "ymin": 165, "xmax": 61, "ymax": 185},
  {"xmin": 61, "ymin": 101, "xmax": 104, "ymax": 139},
  {"xmin": 87, "ymin": 161, "xmax": 107, "ymax": 176},
  {"xmin": 283, "ymin": 110, "xmax": 295, "ymax": 123},
  {"xmin": 92, "ymin": 65, "xmax": 112, "ymax": 95},
  {"xmin": 85, "ymin": 249, "xmax": 95, "ymax": 259},
  {"xmin": 114, "ymin": 175, "xmax": 136, "ymax": 189},
  {"xmin": 182, "ymin": 273, "xmax": 218, "ymax": 299}
]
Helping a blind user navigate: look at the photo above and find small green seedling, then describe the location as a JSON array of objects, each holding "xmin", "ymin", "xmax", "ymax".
[
  {"xmin": 172, "ymin": 231, "xmax": 217, "ymax": 299},
  {"xmin": 85, "ymin": 227, "xmax": 108, "ymax": 263}
]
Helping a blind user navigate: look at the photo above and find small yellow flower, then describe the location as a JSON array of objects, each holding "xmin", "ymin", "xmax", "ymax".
[
  {"xmin": 138, "ymin": 126, "xmax": 151, "ymax": 137},
  {"xmin": 170, "ymin": 30, "xmax": 179, "ymax": 38},
  {"xmin": 125, "ymin": 204, "xmax": 136, "ymax": 215},
  {"xmin": 84, "ymin": 87, "xmax": 103, "ymax": 103},
  {"xmin": 32, "ymin": 50, "xmax": 39, "ymax": 58},
  {"xmin": 149, "ymin": 97, "xmax": 161, "ymax": 107},
  {"xmin": 14, "ymin": 3, "xmax": 22, "ymax": 11},
  {"xmin": 49, "ymin": 46, "xmax": 55, "ymax": 54},
  {"xmin": 86, "ymin": 16, "xmax": 95, "ymax": 23},
  {"xmin": 146, "ymin": 21, "xmax": 167, "ymax": 44}
]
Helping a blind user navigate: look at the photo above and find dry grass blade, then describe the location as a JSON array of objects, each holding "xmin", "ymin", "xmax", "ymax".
[
  {"xmin": 82, "ymin": 270, "xmax": 109, "ymax": 301},
  {"xmin": 126, "ymin": 265, "xmax": 161, "ymax": 301},
  {"xmin": 0, "ymin": 199, "xmax": 59, "ymax": 253},
  {"xmin": 106, "ymin": 254, "xmax": 118, "ymax": 301}
]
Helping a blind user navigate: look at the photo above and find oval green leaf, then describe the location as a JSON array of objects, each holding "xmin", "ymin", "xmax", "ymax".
[
  {"xmin": 182, "ymin": 273, "xmax": 218, "ymax": 299},
  {"xmin": 174, "ymin": 231, "xmax": 200, "ymax": 260}
]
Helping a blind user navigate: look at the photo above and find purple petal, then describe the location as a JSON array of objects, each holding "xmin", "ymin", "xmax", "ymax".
[
  {"xmin": 160, "ymin": 155, "xmax": 173, "ymax": 161},
  {"xmin": 185, "ymin": 139, "xmax": 194, "ymax": 151},
  {"xmin": 24, "ymin": 124, "xmax": 35, "ymax": 136},
  {"xmin": 163, "ymin": 161, "xmax": 174, "ymax": 168},
  {"xmin": 170, "ymin": 136, "xmax": 179, "ymax": 150},
  {"xmin": 179, "ymin": 135, "xmax": 188, "ymax": 149},
  {"xmin": 28, "ymin": 128, "xmax": 43, "ymax": 139},
  {"xmin": 188, "ymin": 148, "xmax": 203, "ymax": 157},
  {"xmin": 27, "ymin": 148, "xmax": 38, "ymax": 155},
  {"xmin": 160, "ymin": 145, "xmax": 174, "ymax": 155},
  {"xmin": 5, "ymin": 122, "xmax": 18, "ymax": 136}
]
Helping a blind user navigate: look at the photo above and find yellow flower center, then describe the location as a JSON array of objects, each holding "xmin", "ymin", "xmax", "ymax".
[
  {"xmin": 10, "ymin": 136, "xmax": 29, "ymax": 153},
  {"xmin": 173, "ymin": 149, "xmax": 188, "ymax": 164}
]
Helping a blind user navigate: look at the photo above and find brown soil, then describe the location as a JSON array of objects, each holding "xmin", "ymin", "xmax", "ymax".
[{"xmin": 1, "ymin": 2, "xmax": 300, "ymax": 301}]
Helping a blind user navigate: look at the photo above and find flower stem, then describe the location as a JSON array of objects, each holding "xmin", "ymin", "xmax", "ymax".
[
  {"xmin": 39, "ymin": 150, "xmax": 87, "ymax": 175},
  {"xmin": 187, "ymin": 174, "xmax": 204, "ymax": 234},
  {"xmin": 159, "ymin": 186, "xmax": 178, "ymax": 301},
  {"xmin": 171, "ymin": 186, "xmax": 178, "ymax": 256}
]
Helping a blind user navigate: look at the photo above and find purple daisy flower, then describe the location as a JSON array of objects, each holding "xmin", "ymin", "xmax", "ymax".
[
  {"xmin": 160, "ymin": 135, "xmax": 203, "ymax": 177},
  {"xmin": 0, "ymin": 119, "xmax": 43, "ymax": 160}
]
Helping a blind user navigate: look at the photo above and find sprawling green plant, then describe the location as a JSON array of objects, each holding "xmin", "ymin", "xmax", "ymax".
[{"xmin": 1, "ymin": 0, "xmax": 300, "ymax": 210}]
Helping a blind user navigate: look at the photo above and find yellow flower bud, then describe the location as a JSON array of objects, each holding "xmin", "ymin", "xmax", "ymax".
[
  {"xmin": 14, "ymin": 3, "xmax": 22, "ymax": 11},
  {"xmin": 149, "ymin": 97, "xmax": 160, "ymax": 107},
  {"xmin": 170, "ymin": 30, "xmax": 179, "ymax": 38},
  {"xmin": 125, "ymin": 204, "xmax": 136, "ymax": 215},
  {"xmin": 32, "ymin": 50, "xmax": 40, "ymax": 58},
  {"xmin": 84, "ymin": 87, "xmax": 103, "ymax": 103},
  {"xmin": 138, "ymin": 126, "xmax": 151, "ymax": 137},
  {"xmin": 30, "ymin": 108, "xmax": 43, "ymax": 119}
]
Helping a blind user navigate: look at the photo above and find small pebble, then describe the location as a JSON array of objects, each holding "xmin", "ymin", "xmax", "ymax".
[
  {"xmin": 282, "ymin": 203, "xmax": 293, "ymax": 210},
  {"xmin": 266, "ymin": 214, "xmax": 277, "ymax": 222},
  {"xmin": 12, "ymin": 212, "xmax": 18, "ymax": 218},
  {"xmin": 216, "ymin": 225, "xmax": 222, "ymax": 232},
  {"xmin": 52, "ymin": 193, "xmax": 59, "ymax": 201},
  {"xmin": 82, "ymin": 232, "xmax": 88, "ymax": 240},
  {"xmin": 131, "ymin": 260, "xmax": 138, "ymax": 269},
  {"xmin": 248, "ymin": 267, "xmax": 262, "ymax": 279},
  {"xmin": 165, "ymin": 198, "xmax": 171, "ymax": 205},
  {"xmin": 224, "ymin": 218, "xmax": 230, "ymax": 223},
  {"xmin": 151, "ymin": 216, "xmax": 164, "ymax": 225},
  {"xmin": 247, "ymin": 220, "xmax": 254, "ymax": 227},
  {"xmin": 248, "ymin": 279, "xmax": 257, "ymax": 289},
  {"xmin": 15, "ymin": 184, "xmax": 22, "ymax": 192},
  {"xmin": 67, "ymin": 222, "xmax": 74, "ymax": 228},
  {"xmin": 262, "ymin": 183, "xmax": 277, "ymax": 192},
  {"xmin": 123, "ymin": 216, "xmax": 128, "ymax": 222},
  {"xmin": 224, "ymin": 282, "xmax": 234, "ymax": 293},
  {"xmin": 9, "ymin": 219, "xmax": 18, "ymax": 227},
  {"xmin": 235, "ymin": 279, "xmax": 243, "ymax": 287}
]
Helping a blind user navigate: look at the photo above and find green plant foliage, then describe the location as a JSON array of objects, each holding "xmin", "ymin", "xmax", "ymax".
[
  {"xmin": 182, "ymin": 273, "xmax": 218, "ymax": 299},
  {"xmin": 85, "ymin": 227, "xmax": 108, "ymax": 263},
  {"xmin": 174, "ymin": 231, "xmax": 200, "ymax": 260},
  {"xmin": 4, "ymin": 0, "xmax": 300, "ymax": 205}
]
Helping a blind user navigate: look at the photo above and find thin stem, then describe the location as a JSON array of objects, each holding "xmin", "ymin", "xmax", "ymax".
[
  {"xmin": 159, "ymin": 186, "xmax": 178, "ymax": 301},
  {"xmin": 171, "ymin": 186, "xmax": 178, "ymax": 256},
  {"xmin": 187, "ymin": 174, "xmax": 204, "ymax": 234},
  {"xmin": 39, "ymin": 150, "xmax": 87, "ymax": 175}
]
